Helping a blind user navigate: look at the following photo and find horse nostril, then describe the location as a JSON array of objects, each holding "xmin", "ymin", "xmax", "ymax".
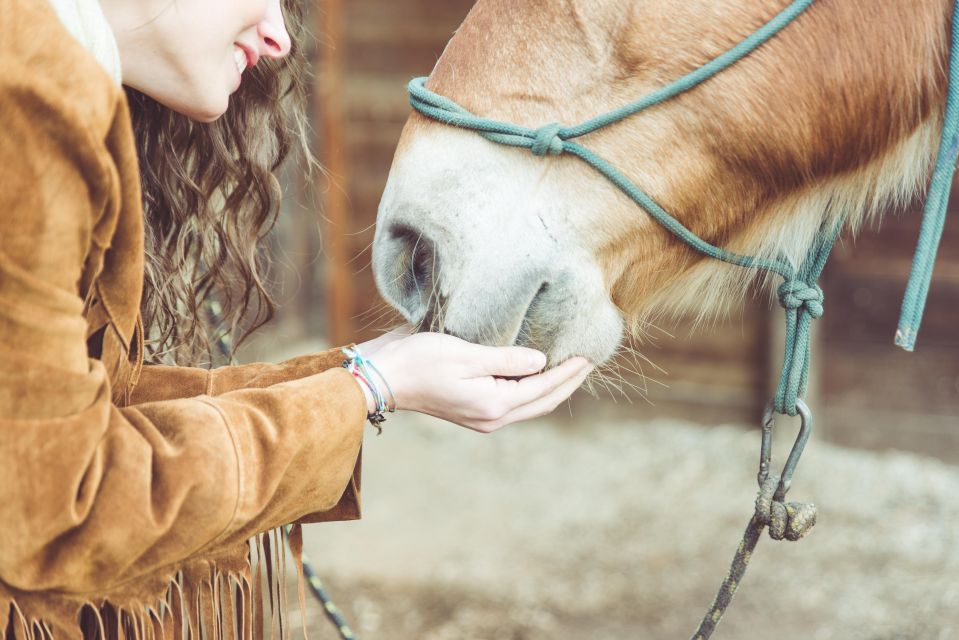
[{"xmin": 383, "ymin": 223, "xmax": 438, "ymax": 321}]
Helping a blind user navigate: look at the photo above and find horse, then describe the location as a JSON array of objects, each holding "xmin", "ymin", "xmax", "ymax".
[{"xmin": 371, "ymin": 0, "xmax": 949, "ymax": 370}]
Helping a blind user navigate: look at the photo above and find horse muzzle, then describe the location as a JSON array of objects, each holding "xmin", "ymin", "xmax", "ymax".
[{"xmin": 372, "ymin": 128, "xmax": 624, "ymax": 365}]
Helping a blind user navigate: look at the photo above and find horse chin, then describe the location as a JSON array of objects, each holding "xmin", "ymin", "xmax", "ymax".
[{"xmin": 373, "ymin": 128, "xmax": 626, "ymax": 367}]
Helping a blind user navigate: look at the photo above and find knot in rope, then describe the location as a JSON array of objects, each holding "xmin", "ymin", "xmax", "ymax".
[
  {"xmin": 777, "ymin": 281, "xmax": 824, "ymax": 318},
  {"xmin": 531, "ymin": 123, "xmax": 564, "ymax": 156},
  {"xmin": 754, "ymin": 476, "xmax": 817, "ymax": 542}
]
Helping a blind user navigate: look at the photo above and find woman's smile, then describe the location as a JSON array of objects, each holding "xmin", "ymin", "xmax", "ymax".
[{"xmin": 233, "ymin": 45, "xmax": 248, "ymax": 76}]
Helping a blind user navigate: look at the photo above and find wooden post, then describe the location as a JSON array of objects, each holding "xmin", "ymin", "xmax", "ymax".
[{"xmin": 315, "ymin": 0, "xmax": 353, "ymax": 346}]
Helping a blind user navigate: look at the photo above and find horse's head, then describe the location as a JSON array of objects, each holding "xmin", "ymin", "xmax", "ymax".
[{"xmin": 373, "ymin": 0, "xmax": 945, "ymax": 365}]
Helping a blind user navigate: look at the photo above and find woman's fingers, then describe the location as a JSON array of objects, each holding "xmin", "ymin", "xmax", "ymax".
[
  {"xmin": 492, "ymin": 356, "xmax": 591, "ymax": 408},
  {"xmin": 465, "ymin": 343, "xmax": 548, "ymax": 378},
  {"xmin": 491, "ymin": 364, "xmax": 593, "ymax": 430},
  {"xmin": 457, "ymin": 357, "xmax": 592, "ymax": 431}
]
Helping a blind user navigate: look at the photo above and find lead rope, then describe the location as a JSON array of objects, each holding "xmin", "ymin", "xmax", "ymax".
[
  {"xmin": 206, "ymin": 300, "xmax": 359, "ymax": 640},
  {"xmin": 405, "ymin": 0, "xmax": 958, "ymax": 635},
  {"xmin": 896, "ymin": 0, "xmax": 959, "ymax": 351},
  {"xmin": 690, "ymin": 402, "xmax": 817, "ymax": 639}
]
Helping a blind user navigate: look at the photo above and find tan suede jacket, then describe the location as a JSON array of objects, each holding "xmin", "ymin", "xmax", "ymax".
[{"xmin": 0, "ymin": 0, "xmax": 366, "ymax": 637}]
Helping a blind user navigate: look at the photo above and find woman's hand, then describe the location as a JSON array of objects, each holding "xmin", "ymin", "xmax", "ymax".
[{"xmin": 364, "ymin": 332, "xmax": 593, "ymax": 433}]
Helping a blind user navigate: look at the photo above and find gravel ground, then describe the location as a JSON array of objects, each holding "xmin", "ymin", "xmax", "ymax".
[{"xmin": 290, "ymin": 408, "xmax": 959, "ymax": 640}]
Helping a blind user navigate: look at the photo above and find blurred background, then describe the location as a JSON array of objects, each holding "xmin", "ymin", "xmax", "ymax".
[{"xmin": 242, "ymin": 1, "xmax": 959, "ymax": 637}]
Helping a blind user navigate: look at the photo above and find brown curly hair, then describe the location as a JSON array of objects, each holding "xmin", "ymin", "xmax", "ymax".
[{"xmin": 126, "ymin": 0, "xmax": 314, "ymax": 366}]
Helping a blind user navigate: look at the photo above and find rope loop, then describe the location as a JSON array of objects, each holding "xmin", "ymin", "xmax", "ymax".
[
  {"xmin": 754, "ymin": 477, "xmax": 817, "ymax": 542},
  {"xmin": 531, "ymin": 123, "xmax": 565, "ymax": 156},
  {"xmin": 777, "ymin": 280, "xmax": 824, "ymax": 318}
]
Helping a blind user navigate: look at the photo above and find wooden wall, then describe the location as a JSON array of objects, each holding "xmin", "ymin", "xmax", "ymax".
[
  {"xmin": 313, "ymin": 0, "xmax": 476, "ymax": 346},
  {"xmin": 821, "ymin": 204, "xmax": 959, "ymax": 459},
  {"xmin": 303, "ymin": 0, "xmax": 959, "ymax": 459}
]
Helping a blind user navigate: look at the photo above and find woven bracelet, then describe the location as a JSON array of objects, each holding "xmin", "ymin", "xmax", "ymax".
[{"xmin": 342, "ymin": 344, "xmax": 395, "ymax": 433}]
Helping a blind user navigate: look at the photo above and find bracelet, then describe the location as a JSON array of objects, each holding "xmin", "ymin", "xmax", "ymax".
[{"xmin": 342, "ymin": 344, "xmax": 396, "ymax": 434}]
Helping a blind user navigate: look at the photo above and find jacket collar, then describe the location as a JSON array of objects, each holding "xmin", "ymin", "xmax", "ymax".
[{"xmin": 46, "ymin": 0, "xmax": 122, "ymax": 85}]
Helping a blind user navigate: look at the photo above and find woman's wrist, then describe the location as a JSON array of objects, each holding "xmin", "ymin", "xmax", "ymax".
[
  {"xmin": 363, "ymin": 342, "xmax": 408, "ymax": 412},
  {"xmin": 342, "ymin": 344, "xmax": 399, "ymax": 432}
]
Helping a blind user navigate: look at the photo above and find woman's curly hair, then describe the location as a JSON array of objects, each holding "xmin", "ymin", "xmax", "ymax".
[{"xmin": 126, "ymin": 0, "xmax": 313, "ymax": 366}]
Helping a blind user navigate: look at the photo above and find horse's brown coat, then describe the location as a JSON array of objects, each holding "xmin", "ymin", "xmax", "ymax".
[{"xmin": 403, "ymin": 0, "xmax": 949, "ymax": 325}]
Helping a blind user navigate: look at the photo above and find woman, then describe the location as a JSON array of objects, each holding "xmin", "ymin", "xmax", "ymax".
[{"xmin": 0, "ymin": 0, "xmax": 593, "ymax": 636}]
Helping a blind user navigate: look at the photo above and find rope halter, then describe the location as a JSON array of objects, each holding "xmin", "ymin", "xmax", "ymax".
[
  {"xmin": 530, "ymin": 123, "xmax": 565, "ymax": 157},
  {"xmin": 777, "ymin": 281, "xmax": 824, "ymax": 319},
  {"xmin": 408, "ymin": 0, "xmax": 835, "ymax": 420}
]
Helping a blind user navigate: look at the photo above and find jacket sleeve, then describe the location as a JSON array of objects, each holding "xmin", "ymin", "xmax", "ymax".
[
  {"xmin": 129, "ymin": 350, "xmax": 350, "ymax": 404},
  {"xmin": 0, "ymin": 54, "xmax": 366, "ymax": 594},
  {"xmin": 129, "ymin": 352, "xmax": 366, "ymax": 526}
]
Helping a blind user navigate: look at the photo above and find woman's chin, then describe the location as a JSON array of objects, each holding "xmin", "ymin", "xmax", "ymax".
[
  {"xmin": 188, "ymin": 99, "xmax": 230, "ymax": 123},
  {"xmin": 159, "ymin": 92, "xmax": 230, "ymax": 123},
  {"xmin": 192, "ymin": 110, "xmax": 226, "ymax": 124},
  {"xmin": 124, "ymin": 72, "xmax": 234, "ymax": 122}
]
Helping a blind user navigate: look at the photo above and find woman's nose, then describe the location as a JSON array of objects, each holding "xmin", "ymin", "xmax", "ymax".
[{"xmin": 257, "ymin": 0, "xmax": 291, "ymax": 60}]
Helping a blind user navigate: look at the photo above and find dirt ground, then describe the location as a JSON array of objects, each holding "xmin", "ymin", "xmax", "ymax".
[{"xmin": 287, "ymin": 405, "xmax": 959, "ymax": 640}]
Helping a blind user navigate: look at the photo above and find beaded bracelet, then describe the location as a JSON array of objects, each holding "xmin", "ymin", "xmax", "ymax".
[{"xmin": 342, "ymin": 344, "xmax": 396, "ymax": 434}]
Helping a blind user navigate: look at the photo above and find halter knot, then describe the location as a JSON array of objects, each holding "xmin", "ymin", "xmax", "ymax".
[
  {"xmin": 531, "ymin": 123, "xmax": 564, "ymax": 157},
  {"xmin": 754, "ymin": 476, "xmax": 817, "ymax": 542},
  {"xmin": 777, "ymin": 281, "xmax": 824, "ymax": 318}
]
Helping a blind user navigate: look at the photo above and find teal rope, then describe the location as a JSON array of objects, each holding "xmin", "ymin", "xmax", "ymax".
[
  {"xmin": 773, "ymin": 221, "xmax": 842, "ymax": 414},
  {"xmin": 408, "ymin": 0, "xmax": 816, "ymax": 151},
  {"xmin": 895, "ymin": 3, "xmax": 959, "ymax": 351},
  {"xmin": 409, "ymin": 0, "xmax": 822, "ymax": 415}
]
